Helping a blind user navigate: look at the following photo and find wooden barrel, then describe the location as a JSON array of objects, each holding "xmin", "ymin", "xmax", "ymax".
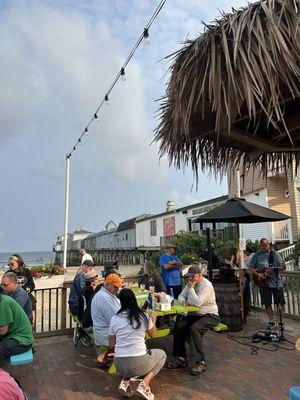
[{"xmin": 213, "ymin": 282, "xmax": 243, "ymax": 332}]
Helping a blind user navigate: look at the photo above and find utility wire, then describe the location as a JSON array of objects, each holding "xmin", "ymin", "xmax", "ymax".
[{"xmin": 67, "ymin": 0, "xmax": 167, "ymax": 159}]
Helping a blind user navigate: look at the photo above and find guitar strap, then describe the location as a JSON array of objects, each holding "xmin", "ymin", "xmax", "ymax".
[{"xmin": 268, "ymin": 250, "xmax": 274, "ymax": 269}]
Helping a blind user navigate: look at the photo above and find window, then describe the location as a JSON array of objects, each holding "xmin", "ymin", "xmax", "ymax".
[
  {"xmin": 150, "ymin": 220, "xmax": 157, "ymax": 236},
  {"xmin": 125, "ymin": 233, "xmax": 128, "ymax": 241}
]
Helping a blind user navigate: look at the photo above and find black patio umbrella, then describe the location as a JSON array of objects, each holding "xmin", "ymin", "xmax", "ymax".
[
  {"xmin": 193, "ymin": 197, "xmax": 290, "ymax": 224},
  {"xmin": 193, "ymin": 197, "xmax": 291, "ymax": 320}
]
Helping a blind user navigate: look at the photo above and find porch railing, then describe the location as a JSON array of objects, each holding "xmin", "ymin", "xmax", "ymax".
[
  {"xmin": 32, "ymin": 271, "xmax": 300, "ymax": 337},
  {"xmin": 250, "ymin": 271, "xmax": 300, "ymax": 320},
  {"xmin": 33, "ymin": 276, "xmax": 143, "ymax": 337},
  {"xmin": 271, "ymin": 219, "xmax": 293, "ymax": 243}
]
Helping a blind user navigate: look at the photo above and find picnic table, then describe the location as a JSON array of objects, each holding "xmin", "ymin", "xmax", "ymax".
[
  {"xmin": 132, "ymin": 287, "xmax": 200, "ymax": 338},
  {"xmin": 133, "ymin": 287, "xmax": 199, "ymax": 315}
]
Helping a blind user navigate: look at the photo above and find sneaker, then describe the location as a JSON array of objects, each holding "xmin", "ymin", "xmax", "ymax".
[
  {"xmin": 167, "ymin": 356, "xmax": 187, "ymax": 369},
  {"xmin": 118, "ymin": 379, "xmax": 133, "ymax": 398},
  {"xmin": 279, "ymin": 321, "xmax": 286, "ymax": 331},
  {"xmin": 191, "ymin": 361, "xmax": 207, "ymax": 376},
  {"xmin": 136, "ymin": 382, "xmax": 154, "ymax": 400},
  {"xmin": 267, "ymin": 321, "xmax": 275, "ymax": 330},
  {"xmin": 79, "ymin": 334, "xmax": 93, "ymax": 347},
  {"xmin": 73, "ymin": 327, "xmax": 81, "ymax": 346}
]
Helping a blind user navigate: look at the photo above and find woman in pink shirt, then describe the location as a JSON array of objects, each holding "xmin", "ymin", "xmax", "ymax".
[{"xmin": 0, "ymin": 368, "xmax": 26, "ymax": 400}]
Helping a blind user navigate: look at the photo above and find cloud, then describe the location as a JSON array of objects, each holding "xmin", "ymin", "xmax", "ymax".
[{"xmin": 0, "ymin": 0, "xmax": 168, "ymax": 184}]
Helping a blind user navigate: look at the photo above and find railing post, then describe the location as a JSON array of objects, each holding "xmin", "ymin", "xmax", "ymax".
[
  {"xmin": 287, "ymin": 219, "xmax": 293, "ymax": 244},
  {"xmin": 61, "ymin": 286, "xmax": 67, "ymax": 330}
]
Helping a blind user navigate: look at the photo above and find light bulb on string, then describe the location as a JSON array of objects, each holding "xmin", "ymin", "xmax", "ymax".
[
  {"xmin": 120, "ymin": 68, "xmax": 126, "ymax": 81},
  {"xmin": 78, "ymin": 138, "xmax": 82, "ymax": 146},
  {"xmin": 73, "ymin": 146, "xmax": 76, "ymax": 152},
  {"xmin": 94, "ymin": 113, "xmax": 100, "ymax": 123},
  {"xmin": 85, "ymin": 127, "xmax": 89, "ymax": 134},
  {"xmin": 143, "ymin": 28, "xmax": 150, "ymax": 45},
  {"xmin": 105, "ymin": 94, "xmax": 109, "ymax": 106}
]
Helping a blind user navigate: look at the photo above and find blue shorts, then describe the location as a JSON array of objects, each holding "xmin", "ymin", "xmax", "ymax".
[{"xmin": 259, "ymin": 287, "xmax": 285, "ymax": 306}]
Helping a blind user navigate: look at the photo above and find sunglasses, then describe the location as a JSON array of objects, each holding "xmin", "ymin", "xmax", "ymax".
[{"xmin": 1, "ymin": 282, "xmax": 12, "ymax": 287}]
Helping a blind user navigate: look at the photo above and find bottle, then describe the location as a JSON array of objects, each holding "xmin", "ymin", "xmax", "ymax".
[
  {"xmin": 147, "ymin": 292, "xmax": 153, "ymax": 309},
  {"xmin": 169, "ymin": 288, "xmax": 174, "ymax": 306}
]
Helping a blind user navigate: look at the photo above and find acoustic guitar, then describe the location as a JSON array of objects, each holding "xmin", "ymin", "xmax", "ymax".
[{"xmin": 252, "ymin": 266, "xmax": 282, "ymax": 288}]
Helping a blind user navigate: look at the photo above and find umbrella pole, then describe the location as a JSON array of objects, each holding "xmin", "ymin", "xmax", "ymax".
[
  {"xmin": 236, "ymin": 222, "xmax": 244, "ymax": 322},
  {"xmin": 206, "ymin": 227, "xmax": 213, "ymax": 281}
]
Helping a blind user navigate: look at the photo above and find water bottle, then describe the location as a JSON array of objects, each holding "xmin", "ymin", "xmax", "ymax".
[
  {"xmin": 147, "ymin": 292, "xmax": 153, "ymax": 309},
  {"xmin": 169, "ymin": 288, "xmax": 174, "ymax": 305}
]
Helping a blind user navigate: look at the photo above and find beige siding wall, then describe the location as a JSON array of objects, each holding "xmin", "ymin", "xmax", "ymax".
[
  {"xmin": 227, "ymin": 162, "xmax": 300, "ymax": 240},
  {"xmin": 287, "ymin": 168, "xmax": 300, "ymax": 240},
  {"xmin": 267, "ymin": 175, "xmax": 291, "ymax": 215},
  {"xmin": 227, "ymin": 163, "xmax": 267, "ymax": 198}
]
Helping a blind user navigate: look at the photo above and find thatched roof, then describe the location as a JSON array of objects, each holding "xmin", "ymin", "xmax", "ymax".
[{"xmin": 155, "ymin": 0, "xmax": 300, "ymax": 181}]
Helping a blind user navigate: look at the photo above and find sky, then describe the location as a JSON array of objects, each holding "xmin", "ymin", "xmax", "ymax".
[{"xmin": 0, "ymin": 0, "xmax": 255, "ymax": 252}]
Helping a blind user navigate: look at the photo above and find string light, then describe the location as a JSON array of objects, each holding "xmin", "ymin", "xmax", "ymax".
[
  {"xmin": 67, "ymin": 0, "xmax": 167, "ymax": 157},
  {"xmin": 143, "ymin": 28, "xmax": 150, "ymax": 45},
  {"xmin": 120, "ymin": 67, "xmax": 126, "ymax": 81}
]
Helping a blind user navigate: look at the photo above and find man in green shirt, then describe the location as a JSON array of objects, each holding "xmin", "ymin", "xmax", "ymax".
[{"xmin": 0, "ymin": 292, "xmax": 34, "ymax": 359}]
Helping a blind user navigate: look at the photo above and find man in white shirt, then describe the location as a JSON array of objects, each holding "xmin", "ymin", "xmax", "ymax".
[
  {"xmin": 91, "ymin": 273, "xmax": 122, "ymax": 365},
  {"xmin": 76, "ymin": 249, "xmax": 94, "ymax": 273},
  {"xmin": 80, "ymin": 249, "xmax": 93, "ymax": 264},
  {"xmin": 168, "ymin": 264, "xmax": 219, "ymax": 375}
]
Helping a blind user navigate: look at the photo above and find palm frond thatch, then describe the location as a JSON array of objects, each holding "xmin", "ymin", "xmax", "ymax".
[{"xmin": 155, "ymin": 0, "xmax": 300, "ymax": 181}]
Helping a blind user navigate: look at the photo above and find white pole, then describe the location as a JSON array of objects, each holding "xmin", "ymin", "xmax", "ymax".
[
  {"xmin": 236, "ymin": 169, "xmax": 241, "ymax": 198},
  {"xmin": 63, "ymin": 154, "xmax": 71, "ymax": 271},
  {"xmin": 237, "ymin": 169, "xmax": 245, "ymax": 269},
  {"xmin": 236, "ymin": 169, "xmax": 244, "ymax": 322}
]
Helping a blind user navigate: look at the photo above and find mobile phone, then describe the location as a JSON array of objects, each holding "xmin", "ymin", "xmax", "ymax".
[{"xmin": 141, "ymin": 300, "xmax": 149, "ymax": 311}]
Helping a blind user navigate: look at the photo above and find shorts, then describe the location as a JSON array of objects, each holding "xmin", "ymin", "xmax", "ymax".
[{"xmin": 259, "ymin": 287, "xmax": 285, "ymax": 306}]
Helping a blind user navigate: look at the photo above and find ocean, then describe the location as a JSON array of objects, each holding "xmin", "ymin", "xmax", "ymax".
[{"xmin": 0, "ymin": 251, "xmax": 55, "ymax": 268}]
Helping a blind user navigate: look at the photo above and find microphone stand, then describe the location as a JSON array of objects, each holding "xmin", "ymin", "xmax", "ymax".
[{"xmin": 274, "ymin": 264, "xmax": 285, "ymax": 341}]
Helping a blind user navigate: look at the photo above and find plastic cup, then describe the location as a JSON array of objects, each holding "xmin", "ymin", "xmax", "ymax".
[
  {"xmin": 149, "ymin": 286, "xmax": 155, "ymax": 294},
  {"xmin": 140, "ymin": 284, "xmax": 145, "ymax": 292}
]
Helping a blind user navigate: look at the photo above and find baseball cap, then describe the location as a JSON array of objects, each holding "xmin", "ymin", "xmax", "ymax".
[
  {"xmin": 186, "ymin": 264, "xmax": 202, "ymax": 276},
  {"xmin": 105, "ymin": 273, "xmax": 122, "ymax": 288},
  {"xmin": 82, "ymin": 260, "xmax": 94, "ymax": 267},
  {"xmin": 85, "ymin": 271, "xmax": 98, "ymax": 281}
]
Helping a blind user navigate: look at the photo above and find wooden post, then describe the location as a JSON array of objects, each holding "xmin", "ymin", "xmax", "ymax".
[
  {"xmin": 206, "ymin": 228, "xmax": 213, "ymax": 281},
  {"xmin": 236, "ymin": 222, "xmax": 244, "ymax": 322},
  {"xmin": 61, "ymin": 287, "xmax": 67, "ymax": 330}
]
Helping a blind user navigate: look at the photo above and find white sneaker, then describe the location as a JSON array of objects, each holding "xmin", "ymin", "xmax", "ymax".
[
  {"xmin": 136, "ymin": 382, "xmax": 154, "ymax": 400},
  {"xmin": 118, "ymin": 379, "xmax": 133, "ymax": 398}
]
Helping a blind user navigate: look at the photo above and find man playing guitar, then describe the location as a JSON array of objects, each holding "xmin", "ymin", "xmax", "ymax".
[{"xmin": 249, "ymin": 238, "xmax": 286, "ymax": 329}]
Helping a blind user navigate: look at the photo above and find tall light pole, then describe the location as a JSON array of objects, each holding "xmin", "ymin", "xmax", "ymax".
[{"xmin": 63, "ymin": 154, "xmax": 71, "ymax": 271}]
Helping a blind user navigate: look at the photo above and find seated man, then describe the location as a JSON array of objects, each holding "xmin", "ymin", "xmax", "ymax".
[
  {"xmin": 81, "ymin": 272, "xmax": 103, "ymax": 330},
  {"xmin": 68, "ymin": 259, "xmax": 94, "ymax": 320},
  {"xmin": 168, "ymin": 264, "xmax": 219, "ymax": 375},
  {"xmin": 91, "ymin": 273, "xmax": 122, "ymax": 365},
  {"xmin": 0, "ymin": 290, "xmax": 34, "ymax": 359},
  {"xmin": 2, "ymin": 272, "xmax": 33, "ymax": 324}
]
